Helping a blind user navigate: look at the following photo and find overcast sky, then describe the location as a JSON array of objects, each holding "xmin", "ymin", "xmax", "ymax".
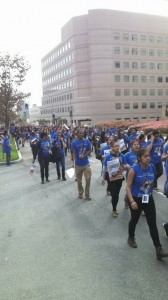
[{"xmin": 1, "ymin": 0, "xmax": 168, "ymax": 107}]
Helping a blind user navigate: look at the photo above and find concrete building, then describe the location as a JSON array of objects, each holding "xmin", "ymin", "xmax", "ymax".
[
  {"xmin": 41, "ymin": 9, "xmax": 168, "ymax": 126},
  {"xmin": 29, "ymin": 104, "xmax": 41, "ymax": 123}
]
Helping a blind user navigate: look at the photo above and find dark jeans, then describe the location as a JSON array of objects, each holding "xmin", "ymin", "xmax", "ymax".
[
  {"xmin": 153, "ymin": 162, "xmax": 163, "ymax": 188},
  {"xmin": 108, "ymin": 178, "xmax": 123, "ymax": 211},
  {"xmin": 56, "ymin": 156, "xmax": 65, "ymax": 179},
  {"xmin": 39, "ymin": 157, "xmax": 49, "ymax": 181},
  {"xmin": 6, "ymin": 152, "xmax": 11, "ymax": 165},
  {"xmin": 128, "ymin": 195, "xmax": 161, "ymax": 247}
]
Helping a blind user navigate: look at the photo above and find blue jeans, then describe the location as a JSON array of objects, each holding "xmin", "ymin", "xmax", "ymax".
[{"xmin": 56, "ymin": 156, "xmax": 65, "ymax": 179}]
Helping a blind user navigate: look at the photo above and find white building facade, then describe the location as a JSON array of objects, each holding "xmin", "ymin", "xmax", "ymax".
[{"xmin": 41, "ymin": 9, "xmax": 168, "ymax": 125}]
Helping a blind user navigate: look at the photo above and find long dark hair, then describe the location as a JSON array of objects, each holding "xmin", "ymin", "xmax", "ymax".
[{"xmin": 137, "ymin": 148, "xmax": 149, "ymax": 162}]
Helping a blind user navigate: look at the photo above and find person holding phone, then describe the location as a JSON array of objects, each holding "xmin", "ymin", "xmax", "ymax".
[{"xmin": 126, "ymin": 148, "xmax": 168, "ymax": 260}]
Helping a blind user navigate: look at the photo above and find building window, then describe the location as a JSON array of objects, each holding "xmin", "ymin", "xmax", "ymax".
[
  {"xmin": 149, "ymin": 63, "xmax": 155, "ymax": 70},
  {"xmin": 150, "ymin": 103, "xmax": 155, "ymax": 108},
  {"xmin": 157, "ymin": 63, "xmax": 163, "ymax": 70},
  {"xmin": 132, "ymin": 48, "xmax": 138, "ymax": 55},
  {"xmin": 149, "ymin": 35, "xmax": 155, "ymax": 43},
  {"xmin": 132, "ymin": 76, "xmax": 138, "ymax": 82},
  {"xmin": 158, "ymin": 89, "xmax": 163, "ymax": 96},
  {"xmin": 114, "ymin": 47, "xmax": 120, "ymax": 55},
  {"xmin": 140, "ymin": 35, "xmax": 146, "ymax": 42},
  {"xmin": 165, "ymin": 63, "xmax": 168, "ymax": 70},
  {"xmin": 124, "ymin": 103, "xmax": 130, "ymax": 109},
  {"xmin": 141, "ymin": 76, "xmax": 147, "ymax": 83},
  {"xmin": 150, "ymin": 89, "xmax": 155, "ymax": 96},
  {"xmin": 123, "ymin": 48, "xmax": 129, "ymax": 55},
  {"xmin": 166, "ymin": 77, "xmax": 168, "ymax": 83},
  {"xmin": 115, "ymin": 75, "xmax": 121, "ymax": 82},
  {"xmin": 141, "ymin": 62, "xmax": 147, "ymax": 69},
  {"xmin": 150, "ymin": 76, "xmax": 155, "ymax": 83},
  {"xmin": 123, "ymin": 62, "xmax": 129, "ymax": 69},
  {"xmin": 133, "ymin": 89, "xmax": 138, "ymax": 96},
  {"xmin": 114, "ymin": 32, "xmax": 120, "ymax": 40},
  {"xmin": 132, "ymin": 34, "xmax": 137, "ymax": 41},
  {"xmin": 157, "ymin": 36, "xmax": 163, "ymax": 43},
  {"xmin": 115, "ymin": 103, "xmax": 121, "ymax": 109},
  {"xmin": 149, "ymin": 49, "xmax": 155, "ymax": 56},
  {"xmin": 115, "ymin": 62, "xmax": 120, "ymax": 68},
  {"xmin": 166, "ymin": 89, "xmax": 168, "ymax": 96},
  {"xmin": 123, "ymin": 33, "xmax": 129, "ymax": 40},
  {"xmin": 124, "ymin": 75, "xmax": 129, "ymax": 82},
  {"xmin": 132, "ymin": 62, "xmax": 138, "ymax": 69},
  {"xmin": 142, "ymin": 103, "xmax": 147, "ymax": 109},
  {"xmin": 115, "ymin": 89, "xmax": 121, "ymax": 96},
  {"xmin": 141, "ymin": 89, "xmax": 147, "ymax": 96},
  {"xmin": 158, "ymin": 77, "xmax": 162, "ymax": 83},
  {"xmin": 124, "ymin": 89, "xmax": 130, "ymax": 96},
  {"xmin": 133, "ymin": 103, "xmax": 138, "ymax": 109},
  {"xmin": 158, "ymin": 103, "xmax": 162, "ymax": 108},
  {"xmin": 165, "ymin": 50, "xmax": 168, "ymax": 57},
  {"xmin": 157, "ymin": 50, "xmax": 163, "ymax": 57},
  {"xmin": 140, "ymin": 48, "xmax": 146, "ymax": 56}
]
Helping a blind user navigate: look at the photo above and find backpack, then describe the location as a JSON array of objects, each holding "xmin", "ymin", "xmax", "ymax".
[{"xmin": 164, "ymin": 179, "xmax": 168, "ymax": 198}]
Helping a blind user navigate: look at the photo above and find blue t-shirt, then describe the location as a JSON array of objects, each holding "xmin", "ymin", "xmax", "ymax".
[
  {"xmin": 40, "ymin": 140, "xmax": 51, "ymax": 157},
  {"xmin": 148, "ymin": 138, "xmax": 164, "ymax": 163},
  {"xmin": 130, "ymin": 163, "xmax": 155, "ymax": 197},
  {"xmin": 71, "ymin": 138, "xmax": 91, "ymax": 166},
  {"xmin": 125, "ymin": 151, "xmax": 138, "ymax": 167},
  {"xmin": 100, "ymin": 145, "xmax": 111, "ymax": 157},
  {"xmin": 52, "ymin": 139, "xmax": 65, "ymax": 157},
  {"xmin": 103, "ymin": 152, "xmax": 126, "ymax": 181},
  {"xmin": 3, "ymin": 136, "xmax": 11, "ymax": 154}
]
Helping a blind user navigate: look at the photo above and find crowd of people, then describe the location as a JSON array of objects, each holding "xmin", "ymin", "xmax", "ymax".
[{"xmin": 2, "ymin": 123, "xmax": 168, "ymax": 260}]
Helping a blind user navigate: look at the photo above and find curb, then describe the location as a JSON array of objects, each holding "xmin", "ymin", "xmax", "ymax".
[{"xmin": 0, "ymin": 149, "xmax": 23, "ymax": 166}]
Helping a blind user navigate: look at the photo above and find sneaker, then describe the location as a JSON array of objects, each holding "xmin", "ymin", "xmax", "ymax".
[
  {"xmin": 85, "ymin": 195, "xmax": 91, "ymax": 201},
  {"xmin": 156, "ymin": 246, "xmax": 168, "ymax": 260},
  {"xmin": 115, "ymin": 210, "xmax": 119, "ymax": 215},
  {"xmin": 128, "ymin": 237, "xmax": 137, "ymax": 248},
  {"xmin": 62, "ymin": 178, "xmax": 67, "ymax": 181},
  {"xmin": 46, "ymin": 179, "xmax": 50, "ymax": 182},
  {"xmin": 57, "ymin": 177, "xmax": 61, "ymax": 180},
  {"xmin": 78, "ymin": 194, "xmax": 83, "ymax": 199},
  {"xmin": 112, "ymin": 211, "xmax": 118, "ymax": 218},
  {"xmin": 41, "ymin": 180, "xmax": 45, "ymax": 184},
  {"xmin": 163, "ymin": 223, "xmax": 168, "ymax": 238}
]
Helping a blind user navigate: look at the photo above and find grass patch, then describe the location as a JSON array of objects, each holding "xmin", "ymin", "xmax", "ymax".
[{"xmin": 0, "ymin": 137, "xmax": 19, "ymax": 162}]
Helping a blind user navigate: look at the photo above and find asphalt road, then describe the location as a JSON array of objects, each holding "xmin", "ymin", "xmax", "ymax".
[{"xmin": 1, "ymin": 143, "xmax": 168, "ymax": 300}]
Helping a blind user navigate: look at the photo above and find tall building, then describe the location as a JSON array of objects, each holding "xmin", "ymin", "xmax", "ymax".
[{"xmin": 41, "ymin": 9, "xmax": 168, "ymax": 126}]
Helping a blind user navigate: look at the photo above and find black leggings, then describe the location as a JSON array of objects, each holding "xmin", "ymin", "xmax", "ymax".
[
  {"xmin": 108, "ymin": 178, "xmax": 123, "ymax": 211},
  {"xmin": 128, "ymin": 195, "xmax": 161, "ymax": 247},
  {"xmin": 39, "ymin": 157, "xmax": 49, "ymax": 181}
]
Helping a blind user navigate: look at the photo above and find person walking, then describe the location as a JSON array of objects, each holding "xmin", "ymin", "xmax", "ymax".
[
  {"xmin": 102, "ymin": 141, "xmax": 129, "ymax": 217},
  {"xmin": 3, "ymin": 130, "xmax": 12, "ymax": 166},
  {"xmin": 126, "ymin": 148, "xmax": 168, "ymax": 260},
  {"xmin": 52, "ymin": 133, "xmax": 67, "ymax": 181},
  {"xmin": 34, "ymin": 132, "xmax": 51, "ymax": 184},
  {"xmin": 71, "ymin": 129, "xmax": 92, "ymax": 200},
  {"xmin": 147, "ymin": 129, "xmax": 164, "ymax": 190}
]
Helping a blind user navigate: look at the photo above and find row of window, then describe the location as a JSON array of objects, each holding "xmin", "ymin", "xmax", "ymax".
[
  {"xmin": 43, "ymin": 80, "xmax": 74, "ymax": 95},
  {"xmin": 115, "ymin": 102, "xmax": 164, "ymax": 110},
  {"xmin": 114, "ymin": 89, "xmax": 168, "ymax": 97},
  {"xmin": 42, "ymin": 68, "xmax": 73, "ymax": 86},
  {"xmin": 114, "ymin": 47, "xmax": 168, "ymax": 57},
  {"xmin": 42, "ymin": 53, "xmax": 74, "ymax": 76},
  {"xmin": 113, "ymin": 33, "xmax": 168, "ymax": 44},
  {"xmin": 41, "ymin": 105, "xmax": 74, "ymax": 115},
  {"xmin": 42, "ymin": 42, "xmax": 71, "ymax": 67},
  {"xmin": 114, "ymin": 75, "xmax": 168, "ymax": 83},
  {"xmin": 42, "ymin": 93, "xmax": 74, "ymax": 105},
  {"xmin": 114, "ymin": 61, "xmax": 168, "ymax": 70}
]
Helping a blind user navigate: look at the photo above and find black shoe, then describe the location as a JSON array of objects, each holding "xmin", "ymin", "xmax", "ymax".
[
  {"xmin": 62, "ymin": 178, "xmax": 66, "ymax": 181},
  {"xmin": 156, "ymin": 246, "xmax": 168, "ymax": 260},
  {"xmin": 41, "ymin": 180, "xmax": 45, "ymax": 184},
  {"xmin": 163, "ymin": 223, "xmax": 168, "ymax": 238},
  {"xmin": 46, "ymin": 179, "xmax": 50, "ymax": 182},
  {"xmin": 57, "ymin": 177, "xmax": 61, "ymax": 180},
  {"xmin": 84, "ymin": 195, "xmax": 91, "ymax": 201},
  {"xmin": 128, "ymin": 237, "xmax": 137, "ymax": 248}
]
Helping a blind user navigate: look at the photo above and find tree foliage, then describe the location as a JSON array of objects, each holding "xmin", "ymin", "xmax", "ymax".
[{"xmin": 0, "ymin": 53, "xmax": 31, "ymax": 128}]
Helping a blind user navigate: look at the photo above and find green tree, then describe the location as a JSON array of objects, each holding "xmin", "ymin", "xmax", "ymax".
[{"xmin": 0, "ymin": 53, "xmax": 31, "ymax": 128}]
